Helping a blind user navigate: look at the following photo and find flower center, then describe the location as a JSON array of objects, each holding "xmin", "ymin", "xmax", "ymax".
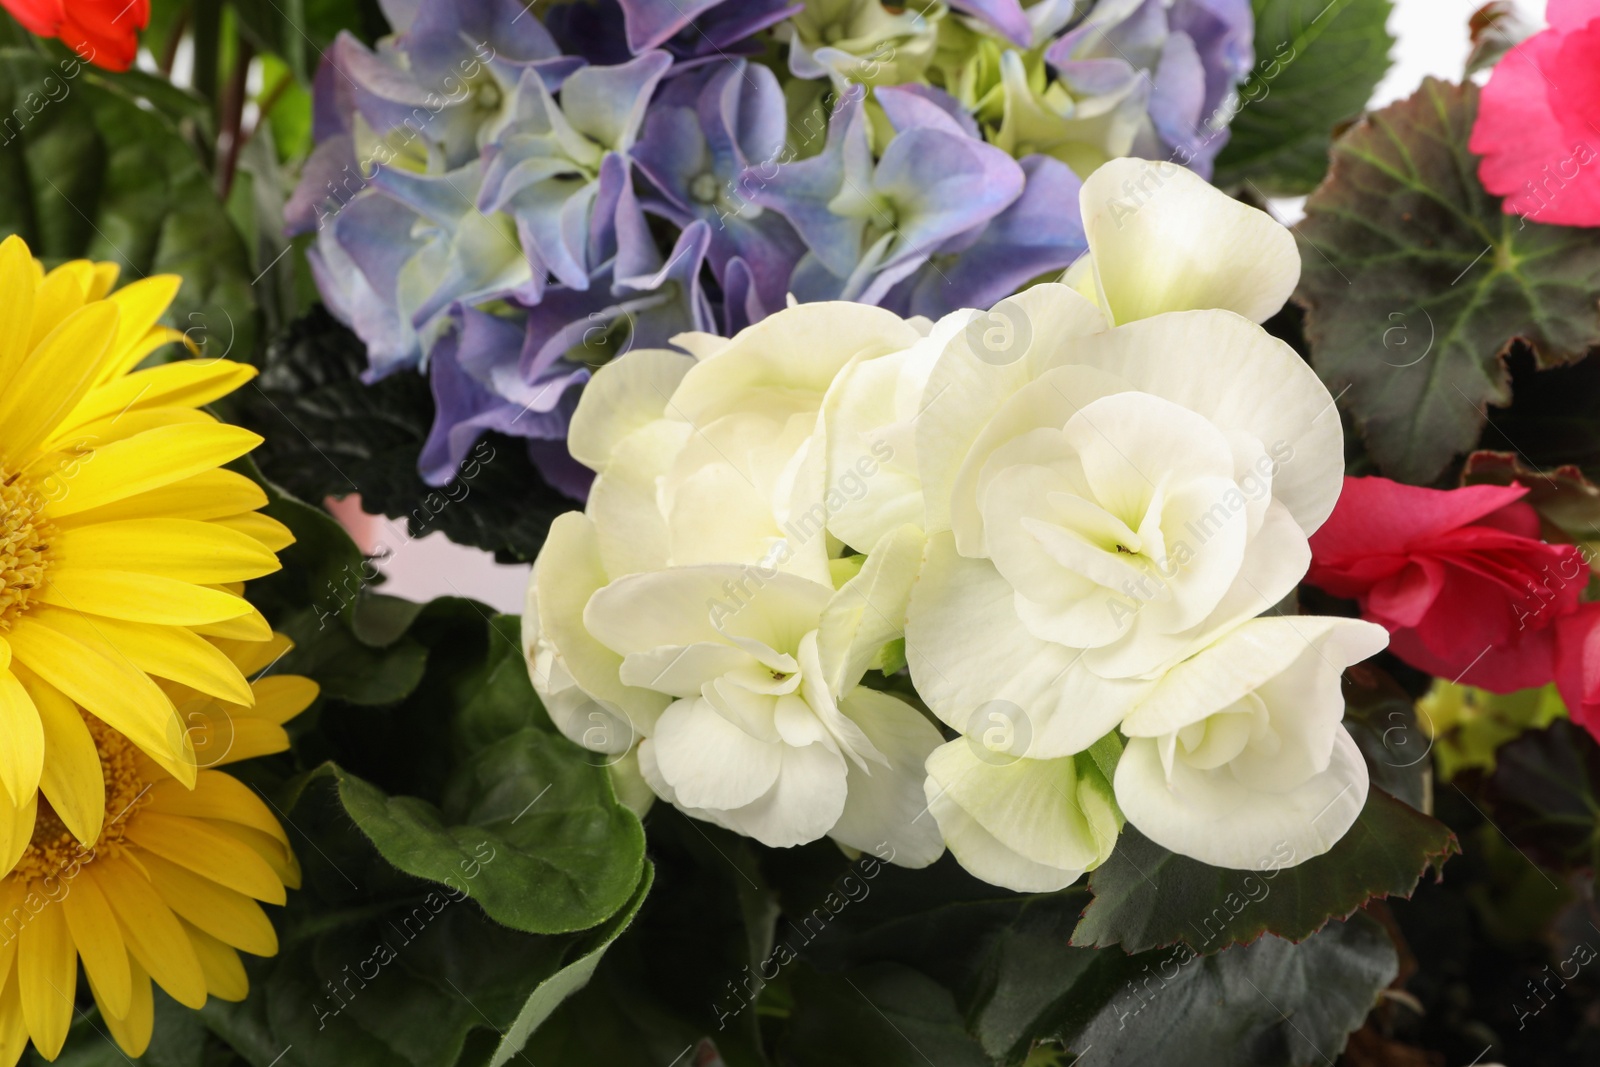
[
  {"xmin": 690, "ymin": 173, "xmax": 720, "ymax": 204},
  {"xmin": 11, "ymin": 717, "xmax": 151, "ymax": 881},
  {"xmin": 0, "ymin": 469, "xmax": 51, "ymax": 631}
]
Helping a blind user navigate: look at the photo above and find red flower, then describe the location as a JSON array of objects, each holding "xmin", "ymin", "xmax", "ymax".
[
  {"xmin": 1, "ymin": 0, "xmax": 149, "ymax": 72},
  {"xmin": 1556, "ymin": 603, "xmax": 1600, "ymax": 734},
  {"xmin": 1468, "ymin": 0, "xmax": 1600, "ymax": 226},
  {"xmin": 1306, "ymin": 476, "xmax": 1588, "ymax": 691}
]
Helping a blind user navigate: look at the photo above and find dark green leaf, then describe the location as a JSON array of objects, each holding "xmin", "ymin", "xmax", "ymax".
[
  {"xmin": 230, "ymin": 0, "xmax": 390, "ymax": 82},
  {"xmin": 1342, "ymin": 663, "xmax": 1432, "ymax": 809},
  {"xmin": 1061, "ymin": 912, "xmax": 1399, "ymax": 1066},
  {"xmin": 223, "ymin": 307, "xmax": 575, "ymax": 563},
  {"xmin": 1213, "ymin": 0, "xmax": 1395, "ymax": 195},
  {"xmin": 1484, "ymin": 718, "xmax": 1600, "ymax": 873},
  {"xmin": 1297, "ymin": 78, "xmax": 1600, "ymax": 484},
  {"xmin": 780, "ymin": 963, "xmax": 992, "ymax": 1067},
  {"xmin": 1072, "ymin": 788, "xmax": 1457, "ymax": 954},
  {"xmin": 527, "ymin": 807, "xmax": 774, "ymax": 1067},
  {"xmin": 204, "ymin": 770, "xmax": 652, "ymax": 1067},
  {"xmin": 0, "ymin": 52, "xmax": 258, "ymax": 365}
]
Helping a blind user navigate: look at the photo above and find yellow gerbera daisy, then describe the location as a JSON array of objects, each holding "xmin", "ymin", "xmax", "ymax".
[
  {"xmin": 0, "ymin": 634, "xmax": 318, "ymax": 1062},
  {"xmin": 0, "ymin": 234, "xmax": 292, "ymax": 854}
]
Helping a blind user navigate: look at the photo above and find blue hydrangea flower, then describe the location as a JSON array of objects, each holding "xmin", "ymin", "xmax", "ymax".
[
  {"xmin": 478, "ymin": 50, "xmax": 672, "ymax": 293},
  {"xmin": 743, "ymin": 88, "xmax": 1027, "ymax": 306},
  {"xmin": 633, "ymin": 60, "xmax": 806, "ymax": 324}
]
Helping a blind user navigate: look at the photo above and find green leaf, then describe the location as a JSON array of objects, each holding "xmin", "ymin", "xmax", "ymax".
[
  {"xmin": 527, "ymin": 807, "xmax": 774, "ymax": 1067},
  {"xmin": 485, "ymin": 865, "xmax": 654, "ymax": 1067},
  {"xmin": 1072, "ymin": 788, "xmax": 1458, "ymax": 954},
  {"xmin": 781, "ymin": 963, "xmax": 993, "ymax": 1067},
  {"xmin": 1297, "ymin": 78, "xmax": 1600, "ymax": 484},
  {"xmin": 1213, "ymin": 0, "xmax": 1395, "ymax": 194},
  {"xmin": 1341, "ymin": 664, "xmax": 1432, "ymax": 809},
  {"xmin": 1484, "ymin": 717, "xmax": 1600, "ymax": 873},
  {"xmin": 321, "ymin": 725, "xmax": 646, "ymax": 936},
  {"xmin": 1060, "ymin": 912, "xmax": 1399, "ymax": 1066},
  {"xmin": 230, "ymin": 0, "xmax": 390, "ymax": 81},
  {"xmin": 0, "ymin": 52, "xmax": 258, "ymax": 365},
  {"xmin": 204, "ymin": 769, "xmax": 652, "ymax": 1067},
  {"xmin": 222, "ymin": 307, "xmax": 576, "ymax": 563}
]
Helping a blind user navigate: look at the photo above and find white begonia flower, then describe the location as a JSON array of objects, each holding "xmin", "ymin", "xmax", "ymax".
[
  {"xmin": 923, "ymin": 736, "xmax": 1122, "ymax": 893},
  {"xmin": 568, "ymin": 302, "xmax": 926, "ymax": 587},
  {"xmin": 1114, "ymin": 617, "xmax": 1389, "ymax": 869},
  {"xmin": 905, "ymin": 300, "xmax": 1343, "ymax": 760},
  {"xmin": 523, "ymin": 511, "xmax": 671, "ymax": 757},
  {"xmin": 583, "ymin": 525, "xmax": 943, "ymax": 862},
  {"xmin": 1062, "ymin": 157, "xmax": 1301, "ymax": 328}
]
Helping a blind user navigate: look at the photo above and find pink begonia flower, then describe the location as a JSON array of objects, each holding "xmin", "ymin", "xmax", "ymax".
[{"xmin": 1469, "ymin": 0, "xmax": 1600, "ymax": 226}]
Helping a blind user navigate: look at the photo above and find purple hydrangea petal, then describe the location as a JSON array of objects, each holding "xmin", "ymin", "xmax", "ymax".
[
  {"xmin": 949, "ymin": 0, "xmax": 1032, "ymax": 46},
  {"xmin": 874, "ymin": 84, "xmax": 981, "ymax": 139},
  {"xmin": 890, "ymin": 154, "xmax": 1086, "ymax": 317}
]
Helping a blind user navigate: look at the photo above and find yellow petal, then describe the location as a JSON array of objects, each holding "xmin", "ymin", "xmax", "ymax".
[
  {"xmin": 89, "ymin": 957, "xmax": 154, "ymax": 1057},
  {"xmin": 27, "ymin": 608, "xmax": 253, "ymax": 706},
  {"xmin": 29, "ymin": 262, "xmax": 92, "ymax": 349},
  {"xmin": 4, "ymin": 617, "xmax": 194, "ymax": 788},
  {"xmin": 0, "ymin": 789, "xmax": 36, "ymax": 876},
  {"xmin": 184, "ymin": 710, "xmax": 291, "ymax": 767},
  {"xmin": 148, "ymin": 773, "xmax": 289, "ymax": 849},
  {"xmin": 51, "ymin": 517, "xmax": 282, "ymax": 585},
  {"xmin": 91, "ymin": 858, "xmax": 208, "ymax": 1010},
  {"xmin": 228, "ymin": 824, "xmax": 301, "ymax": 891},
  {"xmin": 17, "ymin": 897, "xmax": 75, "ymax": 1058},
  {"xmin": 125, "ymin": 814, "xmax": 287, "ymax": 904},
  {"xmin": 190, "ymin": 609, "xmax": 274, "ymax": 643},
  {"xmin": 0, "ymin": 962, "xmax": 29, "ymax": 1067},
  {"xmin": 42, "ymin": 423, "xmax": 263, "ymax": 519},
  {"xmin": 51, "ymin": 467, "xmax": 267, "ymax": 527},
  {"xmin": 0, "ymin": 302, "xmax": 119, "ymax": 467},
  {"xmin": 87, "ymin": 262, "xmax": 120, "ymax": 302},
  {"xmin": 18, "ymin": 668, "xmax": 104, "ymax": 844},
  {"xmin": 212, "ymin": 512, "xmax": 296, "ymax": 553},
  {"xmin": 0, "ymin": 236, "xmax": 37, "ymax": 393},
  {"xmin": 36, "ymin": 569, "xmax": 253, "ymax": 627},
  {"xmin": 181, "ymin": 920, "xmax": 249, "ymax": 1001},
  {"xmin": 213, "ymin": 633, "xmax": 293, "ymax": 678},
  {"xmin": 248, "ymin": 675, "xmax": 320, "ymax": 726},
  {"xmin": 61, "ymin": 869, "xmax": 132, "ymax": 1019},
  {"xmin": 68, "ymin": 360, "xmax": 258, "ymax": 429},
  {"xmin": 44, "ymin": 404, "xmax": 214, "ymax": 451},
  {"xmin": 0, "ymin": 671, "xmax": 42, "ymax": 809},
  {"xmin": 140, "ymin": 851, "xmax": 278, "ymax": 957},
  {"xmin": 98, "ymin": 275, "xmax": 179, "ymax": 383}
]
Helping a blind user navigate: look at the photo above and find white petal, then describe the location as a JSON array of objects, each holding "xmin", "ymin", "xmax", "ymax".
[
  {"xmin": 671, "ymin": 301, "xmax": 923, "ymax": 427},
  {"xmin": 822, "ymin": 315, "xmax": 953, "ymax": 552},
  {"xmin": 524, "ymin": 513, "xmax": 669, "ymax": 740},
  {"xmin": 914, "ymin": 284, "xmax": 1105, "ymax": 536},
  {"xmin": 568, "ymin": 348, "xmax": 696, "ymax": 472},
  {"xmin": 1080, "ymin": 158, "xmax": 1300, "ymax": 326},
  {"xmin": 905, "ymin": 532, "xmax": 1149, "ymax": 758},
  {"xmin": 924, "ymin": 740, "xmax": 1119, "ymax": 892},
  {"xmin": 817, "ymin": 524, "xmax": 925, "ymax": 695},
  {"xmin": 1114, "ymin": 728, "xmax": 1370, "ymax": 870},
  {"xmin": 1082, "ymin": 498, "xmax": 1312, "ymax": 679},
  {"xmin": 829, "ymin": 688, "xmax": 946, "ymax": 868},
  {"xmin": 588, "ymin": 419, "xmax": 692, "ymax": 578},
  {"xmin": 1065, "ymin": 310, "xmax": 1344, "ymax": 535},
  {"xmin": 720, "ymin": 741, "xmax": 850, "ymax": 849},
  {"xmin": 584, "ymin": 565, "xmax": 832, "ymax": 666},
  {"xmin": 651, "ymin": 697, "xmax": 783, "ymax": 811},
  {"xmin": 1123, "ymin": 616, "xmax": 1390, "ymax": 738}
]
